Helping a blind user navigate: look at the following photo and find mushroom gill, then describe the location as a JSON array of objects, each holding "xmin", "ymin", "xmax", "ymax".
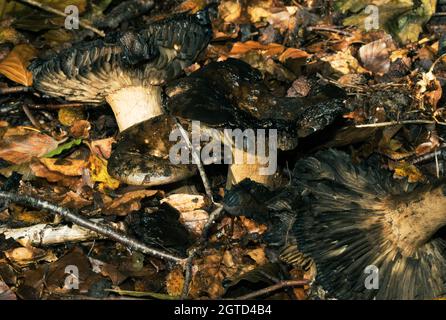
[{"xmin": 225, "ymin": 149, "xmax": 446, "ymax": 299}]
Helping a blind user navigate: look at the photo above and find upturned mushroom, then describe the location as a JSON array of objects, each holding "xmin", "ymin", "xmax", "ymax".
[
  {"xmin": 226, "ymin": 149, "xmax": 446, "ymax": 299},
  {"xmin": 30, "ymin": 9, "xmax": 212, "ymax": 132}
]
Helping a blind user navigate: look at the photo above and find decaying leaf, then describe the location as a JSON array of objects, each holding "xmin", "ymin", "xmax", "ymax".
[
  {"xmin": 88, "ymin": 154, "xmax": 120, "ymax": 190},
  {"xmin": 103, "ymin": 190, "xmax": 159, "ymax": 216},
  {"xmin": 359, "ymin": 36, "xmax": 393, "ymax": 74},
  {"xmin": 39, "ymin": 158, "xmax": 86, "ymax": 176},
  {"xmin": 389, "ymin": 161, "xmax": 424, "ymax": 183},
  {"xmin": 5, "ymin": 246, "xmax": 57, "ymax": 266},
  {"xmin": 0, "ymin": 44, "xmax": 36, "ymax": 86},
  {"xmin": 0, "ymin": 128, "xmax": 59, "ymax": 164}
]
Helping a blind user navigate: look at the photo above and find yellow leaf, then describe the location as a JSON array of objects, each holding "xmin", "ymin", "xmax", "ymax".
[
  {"xmin": 391, "ymin": 161, "xmax": 424, "ymax": 183},
  {"xmin": 88, "ymin": 154, "xmax": 120, "ymax": 190},
  {"xmin": 0, "ymin": 44, "xmax": 36, "ymax": 86}
]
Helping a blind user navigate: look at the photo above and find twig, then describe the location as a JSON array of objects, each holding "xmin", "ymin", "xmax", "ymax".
[
  {"xmin": 0, "ymin": 191, "xmax": 185, "ymax": 264},
  {"xmin": 0, "ymin": 86, "xmax": 30, "ymax": 95},
  {"xmin": 22, "ymin": 105, "xmax": 41, "ymax": 129},
  {"xmin": 174, "ymin": 118, "xmax": 214, "ymax": 202},
  {"xmin": 27, "ymin": 103, "xmax": 85, "ymax": 110},
  {"xmin": 231, "ymin": 279, "xmax": 309, "ymax": 300},
  {"xmin": 16, "ymin": 0, "xmax": 105, "ymax": 37},
  {"xmin": 306, "ymin": 26, "xmax": 352, "ymax": 36},
  {"xmin": 355, "ymin": 120, "xmax": 439, "ymax": 128},
  {"xmin": 181, "ymin": 205, "xmax": 224, "ymax": 298}
]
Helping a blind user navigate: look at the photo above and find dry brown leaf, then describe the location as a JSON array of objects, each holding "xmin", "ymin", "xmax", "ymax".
[
  {"xmin": 166, "ymin": 266, "xmax": 185, "ymax": 297},
  {"xmin": 246, "ymin": 247, "xmax": 267, "ymax": 265},
  {"xmin": 278, "ymin": 47, "xmax": 309, "ymax": 63},
  {"xmin": 229, "ymin": 41, "xmax": 285, "ymax": 59},
  {"xmin": 0, "ymin": 129, "xmax": 58, "ymax": 164},
  {"xmin": 287, "ymin": 76, "xmax": 311, "ymax": 97},
  {"xmin": 176, "ymin": 0, "xmax": 207, "ymax": 13},
  {"xmin": 103, "ymin": 190, "xmax": 159, "ymax": 216},
  {"xmin": 219, "ymin": 0, "xmax": 242, "ymax": 23},
  {"xmin": 359, "ymin": 37, "xmax": 393, "ymax": 74},
  {"xmin": 91, "ymin": 138, "xmax": 115, "ymax": 159},
  {"xmin": 322, "ymin": 49, "xmax": 368, "ymax": 76},
  {"xmin": 39, "ymin": 158, "xmax": 86, "ymax": 176},
  {"xmin": 5, "ymin": 246, "xmax": 57, "ymax": 266},
  {"xmin": 179, "ymin": 209, "xmax": 209, "ymax": 235},
  {"xmin": 70, "ymin": 120, "xmax": 90, "ymax": 139},
  {"xmin": 0, "ymin": 44, "xmax": 36, "ymax": 86},
  {"xmin": 161, "ymin": 194, "xmax": 210, "ymax": 212}
]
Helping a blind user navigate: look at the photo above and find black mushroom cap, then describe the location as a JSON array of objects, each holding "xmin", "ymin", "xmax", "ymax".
[
  {"xmin": 29, "ymin": 9, "xmax": 213, "ymax": 103},
  {"xmin": 225, "ymin": 149, "xmax": 446, "ymax": 299},
  {"xmin": 166, "ymin": 58, "xmax": 347, "ymax": 150},
  {"xmin": 107, "ymin": 115, "xmax": 197, "ymax": 186}
]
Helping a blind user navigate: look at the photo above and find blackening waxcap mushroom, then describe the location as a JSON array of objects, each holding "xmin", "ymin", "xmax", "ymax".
[
  {"xmin": 292, "ymin": 149, "xmax": 446, "ymax": 299},
  {"xmin": 107, "ymin": 115, "xmax": 197, "ymax": 186},
  {"xmin": 166, "ymin": 58, "xmax": 346, "ymax": 187},
  {"xmin": 225, "ymin": 150, "xmax": 446, "ymax": 299},
  {"xmin": 30, "ymin": 9, "xmax": 212, "ymax": 131}
]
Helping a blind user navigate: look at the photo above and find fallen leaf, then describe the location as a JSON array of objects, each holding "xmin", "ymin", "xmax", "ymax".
[
  {"xmin": 40, "ymin": 158, "xmax": 86, "ymax": 176},
  {"xmin": 166, "ymin": 266, "xmax": 185, "ymax": 297},
  {"xmin": 5, "ymin": 246, "xmax": 57, "ymax": 266},
  {"xmin": 43, "ymin": 138, "xmax": 82, "ymax": 158},
  {"xmin": 389, "ymin": 161, "xmax": 424, "ymax": 183},
  {"xmin": 229, "ymin": 41, "xmax": 285, "ymax": 59},
  {"xmin": 91, "ymin": 138, "xmax": 115, "ymax": 159},
  {"xmin": 359, "ymin": 36, "xmax": 393, "ymax": 74},
  {"xmin": 0, "ymin": 44, "xmax": 36, "ymax": 86},
  {"xmin": 219, "ymin": 0, "xmax": 243, "ymax": 23},
  {"xmin": 88, "ymin": 154, "xmax": 120, "ymax": 190},
  {"xmin": 103, "ymin": 190, "xmax": 159, "ymax": 216},
  {"xmin": 0, "ymin": 129, "xmax": 58, "ymax": 164}
]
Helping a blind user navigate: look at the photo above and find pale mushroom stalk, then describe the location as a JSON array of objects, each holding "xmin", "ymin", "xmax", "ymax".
[{"xmin": 105, "ymin": 85, "xmax": 162, "ymax": 131}]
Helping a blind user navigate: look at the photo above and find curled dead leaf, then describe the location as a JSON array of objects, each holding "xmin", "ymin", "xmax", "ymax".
[{"xmin": 0, "ymin": 44, "xmax": 36, "ymax": 86}]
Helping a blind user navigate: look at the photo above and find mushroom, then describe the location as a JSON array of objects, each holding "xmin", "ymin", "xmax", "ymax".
[
  {"xmin": 224, "ymin": 149, "xmax": 446, "ymax": 299},
  {"xmin": 228, "ymin": 149, "xmax": 446, "ymax": 299},
  {"xmin": 30, "ymin": 9, "xmax": 212, "ymax": 132},
  {"xmin": 166, "ymin": 58, "xmax": 346, "ymax": 189}
]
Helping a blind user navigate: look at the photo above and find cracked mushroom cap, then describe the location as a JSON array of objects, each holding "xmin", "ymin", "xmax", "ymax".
[
  {"xmin": 29, "ymin": 9, "xmax": 212, "ymax": 104},
  {"xmin": 166, "ymin": 58, "xmax": 347, "ymax": 150}
]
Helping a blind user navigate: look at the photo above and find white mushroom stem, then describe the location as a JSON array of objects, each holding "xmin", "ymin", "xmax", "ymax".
[
  {"xmin": 106, "ymin": 85, "xmax": 163, "ymax": 132},
  {"xmin": 226, "ymin": 147, "xmax": 276, "ymax": 190}
]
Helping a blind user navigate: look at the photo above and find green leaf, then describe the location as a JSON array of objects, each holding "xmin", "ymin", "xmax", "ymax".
[{"xmin": 43, "ymin": 138, "xmax": 82, "ymax": 158}]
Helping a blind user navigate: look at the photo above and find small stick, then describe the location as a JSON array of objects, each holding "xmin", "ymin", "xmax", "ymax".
[
  {"xmin": 0, "ymin": 191, "xmax": 185, "ymax": 264},
  {"xmin": 0, "ymin": 86, "xmax": 30, "ymax": 95},
  {"xmin": 22, "ymin": 105, "xmax": 41, "ymax": 129},
  {"xmin": 355, "ymin": 120, "xmax": 439, "ymax": 128},
  {"xmin": 27, "ymin": 103, "xmax": 85, "ymax": 110},
  {"xmin": 181, "ymin": 205, "xmax": 224, "ymax": 298},
  {"xmin": 174, "ymin": 118, "xmax": 214, "ymax": 202},
  {"xmin": 16, "ymin": 0, "xmax": 105, "ymax": 37},
  {"xmin": 231, "ymin": 279, "xmax": 309, "ymax": 300},
  {"xmin": 306, "ymin": 26, "xmax": 353, "ymax": 36}
]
